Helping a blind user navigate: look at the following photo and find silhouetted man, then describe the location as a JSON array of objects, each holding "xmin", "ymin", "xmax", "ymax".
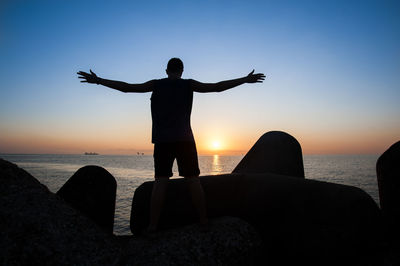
[{"xmin": 78, "ymin": 58, "xmax": 265, "ymax": 233}]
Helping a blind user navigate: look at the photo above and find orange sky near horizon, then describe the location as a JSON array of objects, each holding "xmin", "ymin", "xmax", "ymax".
[{"xmin": 1, "ymin": 127, "xmax": 398, "ymax": 156}]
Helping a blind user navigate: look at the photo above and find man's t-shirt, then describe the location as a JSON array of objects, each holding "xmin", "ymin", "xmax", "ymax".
[{"xmin": 151, "ymin": 78, "xmax": 194, "ymax": 144}]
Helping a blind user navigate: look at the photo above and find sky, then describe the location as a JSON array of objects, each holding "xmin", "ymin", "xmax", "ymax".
[{"xmin": 1, "ymin": 0, "xmax": 399, "ymax": 155}]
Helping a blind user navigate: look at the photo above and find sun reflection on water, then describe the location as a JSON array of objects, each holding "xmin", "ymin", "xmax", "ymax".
[{"xmin": 211, "ymin": 154, "xmax": 223, "ymax": 174}]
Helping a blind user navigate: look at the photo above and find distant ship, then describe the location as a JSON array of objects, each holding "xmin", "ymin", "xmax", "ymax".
[{"xmin": 84, "ymin": 152, "xmax": 99, "ymax": 155}]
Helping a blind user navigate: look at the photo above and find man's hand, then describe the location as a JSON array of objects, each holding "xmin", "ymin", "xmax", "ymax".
[
  {"xmin": 77, "ymin": 70, "xmax": 154, "ymax": 93},
  {"xmin": 246, "ymin": 70, "xmax": 266, "ymax": 83},
  {"xmin": 77, "ymin": 69, "xmax": 100, "ymax": 84}
]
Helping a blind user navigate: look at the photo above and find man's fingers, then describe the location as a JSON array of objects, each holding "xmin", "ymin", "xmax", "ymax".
[
  {"xmin": 245, "ymin": 71, "xmax": 266, "ymax": 83},
  {"xmin": 78, "ymin": 70, "xmax": 97, "ymax": 84}
]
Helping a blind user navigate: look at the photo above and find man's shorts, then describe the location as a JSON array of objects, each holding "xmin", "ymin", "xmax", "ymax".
[{"xmin": 153, "ymin": 141, "xmax": 200, "ymax": 178}]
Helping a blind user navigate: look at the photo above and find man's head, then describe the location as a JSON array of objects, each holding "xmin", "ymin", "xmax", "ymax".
[{"xmin": 166, "ymin": 58, "xmax": 183, "ymax": 79}]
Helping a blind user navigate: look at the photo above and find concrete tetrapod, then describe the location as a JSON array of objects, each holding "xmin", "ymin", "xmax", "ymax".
[
  {"xmin": 130, "ymin": 173, "xmax": 383, "ymax": 265},
  {"xmin": 233, "ymin": 131, "xmax": 305, "ymax": 178},
  {"xmin": 57, "ymin": 165, "xmax": 117, "ymax": 234},
  {"xmin": 377, "ymin": 141, "xmax": 400, "ymax": 239}
]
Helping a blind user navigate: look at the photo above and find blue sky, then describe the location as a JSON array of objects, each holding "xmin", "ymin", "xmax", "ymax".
[{"xmin": 1, "ymin": 0, "xmax": 399, "ymax": 154}]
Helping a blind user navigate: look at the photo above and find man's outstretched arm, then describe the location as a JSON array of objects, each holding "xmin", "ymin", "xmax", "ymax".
[
  {"xmin": 191, "ymin": 70, "xmax": 265, "ymax": 93},
  {"xmin": 77, "ymin": 70, "xmax": 154, "ymax": 93}
]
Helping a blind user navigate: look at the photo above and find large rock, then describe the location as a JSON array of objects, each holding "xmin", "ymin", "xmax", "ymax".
[
  {"xmin": 131, "ymin": 173, "xmax": 383, "ymax": 265},
  {"xmin": 121, "ymin": 216, "xmax": 262, "ymax": 265},
  {"xmin": 0, "ymin": 159, "xmax": 119, "ymax": 265},
  {"xmin": 57, "ymin": 165, "xmax": 117, "ymax": 234},
  {"xmin": 233, "ymin": 131, "xmax": 305, "ymax": 178},
  {"xmin": 377, "ymin": 141, "xmax": 400, "ymax": 236},
  {"xmin": 0, "ymin": 159, "xmax": 264, "ymax": 265}
]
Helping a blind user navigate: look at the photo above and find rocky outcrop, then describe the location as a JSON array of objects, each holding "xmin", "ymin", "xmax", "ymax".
[
  {"xmin": 56, "ymin": 165, "xmax": 117, "ymax": 234},
  {"xmin": 233, "ymin": 131, "xmax": 305, "ymax": 178},
  {"xmin": 131, "ymin": 173, "xmax": 383, "ymax": 265},
  {"xmin": 0, "ymin": 159, "xmax": 119, "ymax": 265},
  {"xmin": 0, "ymin": 159, "xmax": 262, "ymax": 265},
  {"xmin": 120, "ymin": 216, "xmax": 262, "ymax": 265}
]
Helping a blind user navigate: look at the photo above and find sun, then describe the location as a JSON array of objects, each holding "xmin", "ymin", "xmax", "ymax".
[{"xmin": 212, "ymin": 140, "xmax": 221, "ymax": 150}]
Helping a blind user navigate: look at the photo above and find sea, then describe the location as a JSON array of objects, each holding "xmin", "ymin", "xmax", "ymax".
[{"xmin": 0, "ymin": 154, "xmax": 380, "ymax": 235}]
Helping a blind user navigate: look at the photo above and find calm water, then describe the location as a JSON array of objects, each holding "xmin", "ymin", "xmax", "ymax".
[{"xmin": 1, "ymin": 154, "xmax": 379, "ymax": 235}]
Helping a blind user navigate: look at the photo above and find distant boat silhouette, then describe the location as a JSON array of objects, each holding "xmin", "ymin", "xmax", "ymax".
[{"xmin": 84, "ymin": 152, "xmax": 98, "ymax": 155}]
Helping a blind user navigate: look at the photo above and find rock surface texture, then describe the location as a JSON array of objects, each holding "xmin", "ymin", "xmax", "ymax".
[
  {"xmin": 233, "ymin": 131, "xmax": 305, "ymax": 178},
  {"xmin": 56, "ymin": 165, "xmax": 117, "ymax": 234},
  {"xmin": 120, "ymin": 217, "xmax": 262, "ymax": 266}
]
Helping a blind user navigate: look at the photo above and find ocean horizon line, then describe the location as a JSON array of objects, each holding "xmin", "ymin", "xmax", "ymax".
[{"xmin": 0, "ymin": 152, "xmax": 381, "ymax": 156}]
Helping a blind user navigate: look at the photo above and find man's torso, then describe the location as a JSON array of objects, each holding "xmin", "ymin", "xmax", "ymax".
[{"xmin": 150, "ymin": 78, "xmax": 194, "ymax": 143}]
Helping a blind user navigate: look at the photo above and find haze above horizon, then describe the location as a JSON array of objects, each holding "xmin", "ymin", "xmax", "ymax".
[{"xmin": 1, "ymin": 0, "xmax": 399, "ymax": 155}]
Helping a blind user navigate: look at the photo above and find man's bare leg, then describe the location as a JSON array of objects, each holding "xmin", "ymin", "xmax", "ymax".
[
  {"xmin": 184, "ymin": 176, "xmax": 208, "ymax": 225},
  {"xmin": 147, "ymin": 177, "xmax": 169, "ymax": 232}
]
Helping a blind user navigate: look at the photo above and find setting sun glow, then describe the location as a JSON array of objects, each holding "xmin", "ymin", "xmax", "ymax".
[{"xmin": 211, "ymin": 141, "xmax": 221, "ymax": 150}]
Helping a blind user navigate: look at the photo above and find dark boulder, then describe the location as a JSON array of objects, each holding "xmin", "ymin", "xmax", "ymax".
[
  {"xmin": 131, "ymin": 173, "xmax": 383, "ymax": 265},
  {"xmin": 57, "ymin": 165, "xmax": 117, "ymax": 234},
  {"xmin": 377, "ymin": 141, "xmax": 400, "ymax": 237},
  {"xmin": 233, "ymin": 131, "xmax": 305, "ymax": 178},
  {"xmin": 0, "ymin": 159, "xmax": 119, "ymax": 265},
  {"xmin": 0, "ymin": 158, "xmax": 263, "ymax": 265}
]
